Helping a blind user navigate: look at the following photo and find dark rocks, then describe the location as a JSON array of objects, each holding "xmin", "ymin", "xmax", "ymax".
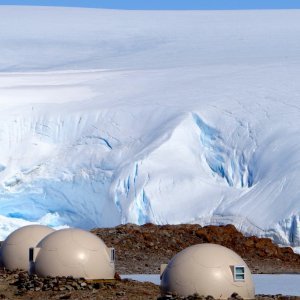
[
  {"xmin": 229, "ymin": 292, "xmax": 244, "ymax": 300},
  {"xmin": 92, "ymin": 223, "xmax": 300, "ymax": 274},
  {"xmin": 4, "ymin": 269, "xmax": 116, "ymax": 293}
]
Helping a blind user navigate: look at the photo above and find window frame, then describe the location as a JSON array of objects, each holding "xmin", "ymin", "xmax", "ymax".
[
  {"xmin": 233, "ymin": 265, "xmax": 245, "ymax": 282},
  {"xmin": 110, "ymin": 248, "xmax": 115, "ymax": 263}
]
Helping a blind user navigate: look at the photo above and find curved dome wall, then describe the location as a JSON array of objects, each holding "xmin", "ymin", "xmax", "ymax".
[
  {"xmin": 160, "ymin": 243, "xmax": 255, "ymax": 299},
  {"xmin": 31, "ymin": 228, "xmax": 115, "ymax": 280},
  {"xmin": 0, "ymin": 225, "xmax": 55, "ymax": 271}
]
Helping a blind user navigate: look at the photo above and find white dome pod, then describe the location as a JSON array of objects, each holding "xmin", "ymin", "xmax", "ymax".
[
  {"xmin": 31, "ymin": 228, "xmax": 115, "ymax": 279},
  {"xmin": 0, "ymin": 225, "xmax": 55, "ymax": 271},
  {"xmin": 160, "ymin": 244, "xmax": 255, "ymax": 299}
]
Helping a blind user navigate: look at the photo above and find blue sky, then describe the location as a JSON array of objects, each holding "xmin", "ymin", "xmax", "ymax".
[{"xmin": 1, "ymin": 0, "xmax": 300, "ymax": 10}]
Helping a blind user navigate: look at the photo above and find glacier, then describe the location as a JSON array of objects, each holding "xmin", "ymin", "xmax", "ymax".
[{"xmin": 0, "ymin": 6, "xmax": 300, "ymax": 247}]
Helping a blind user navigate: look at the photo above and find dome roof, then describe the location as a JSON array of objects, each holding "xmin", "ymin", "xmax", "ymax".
[
  {"xmin": 160, "ymin": 243, "xmax": 255, "ymax": 299},
  {"xmin": 0, "ymin": 225, "xmax": 55, "ymax": 271},
  {"xmin": 31, "ymin": 228, "xmax": 115, "ymax": 279}
]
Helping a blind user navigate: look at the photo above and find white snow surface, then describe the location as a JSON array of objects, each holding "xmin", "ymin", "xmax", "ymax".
[
  {"xmin": 1, "ymin": 6, "xmax": 300, "ymax": 245},
  {"xmin": 122, "ymin": 274, "xmax": 300, "ymax": 296}
]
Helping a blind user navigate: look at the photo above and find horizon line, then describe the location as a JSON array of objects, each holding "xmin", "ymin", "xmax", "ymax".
[{"xmin": 1, "ymin": 0, "xmax": 300, "ymax": 10}]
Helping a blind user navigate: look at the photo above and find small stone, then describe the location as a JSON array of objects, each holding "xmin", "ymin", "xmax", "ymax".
[
  {"xmin": 71, "ymin": 282, "xmax": 80, "ymax": 290},
  {"xmin": 59, "ymin": 293, "xmax": 72, "ymax": 300},
  {"xmin": 65, "ymin": 285, "xmax": 74, "ymax": 291},
  {"xmin": 116, "ymin": 291, "xmax": 126, "ymax": 296},
  {"xmin": 93, "ymin": 282, "xmax": 103, "ymax": 289}
]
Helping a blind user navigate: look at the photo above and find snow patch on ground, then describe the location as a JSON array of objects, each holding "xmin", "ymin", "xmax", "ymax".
[{"xmin": 122, "ymin": 274, "xmax": 300, "ymax": 296}]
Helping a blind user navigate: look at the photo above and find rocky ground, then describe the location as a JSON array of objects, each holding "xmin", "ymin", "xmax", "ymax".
[
  {"xmin": 0, "ymin": 269, "xmax": 159, "ymax": 299},
  {"xmin": 0, "ymin": 269, "xmax": 299, "ymax": 300},
  {"xmin": 92, "ymin": 223, "xmax": 300, "ymax": 274},
  {"xmin": 0, "ymin": 223, "xmax": 300, "ymax": 299}
]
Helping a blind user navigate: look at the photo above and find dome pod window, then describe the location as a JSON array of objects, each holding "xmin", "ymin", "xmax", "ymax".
[{"xmin": 234, "ymin": 266, "xmax": 245, "ymax": 282}]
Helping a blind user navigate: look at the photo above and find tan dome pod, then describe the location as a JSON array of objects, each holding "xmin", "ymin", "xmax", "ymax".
[
  {"xmin": 0, "ymin": 225, "xmax": 55, "ymax": 271},
  {"xmin": 30, "ymin": 228, "xmax": 115, "ymax": 280},
  {"xmin": 160, "ymin": 243, "xmax": 255, "ymax": 299}
]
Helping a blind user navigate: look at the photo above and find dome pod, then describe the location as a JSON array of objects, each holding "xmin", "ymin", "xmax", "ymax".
[
  {"xmin": 0, "ymin": 225, "xmax": 55, "ymax": 271},
  {"xmin": 31, "ymin": 228, "xmax": 115, "ymax": 280},
  {"xmin": 160, "ymin": 243, "xmax": 255, "ymax": 299}
]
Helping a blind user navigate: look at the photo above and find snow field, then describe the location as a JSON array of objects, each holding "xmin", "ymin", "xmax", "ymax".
[{"xmin": 0, "ymin": 7, "xmax": 300, "ymax": 247}]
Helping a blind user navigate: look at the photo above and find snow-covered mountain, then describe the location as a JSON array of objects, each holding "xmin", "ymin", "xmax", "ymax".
[{"xmin": 1, "ymin": 6, "xmax": 300, "ymax": 248}]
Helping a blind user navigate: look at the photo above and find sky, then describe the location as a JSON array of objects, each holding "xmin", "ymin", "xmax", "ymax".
[{"xmin": 1, "ymin": 0, "xmax": 300, "ymax": 10}]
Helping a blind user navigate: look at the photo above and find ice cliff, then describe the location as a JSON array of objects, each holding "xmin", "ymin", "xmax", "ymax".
[{"xmin": 0, "ymin": 6, "xmax": 300, "ymax": 248}]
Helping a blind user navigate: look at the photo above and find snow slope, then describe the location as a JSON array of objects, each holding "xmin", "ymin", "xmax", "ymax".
[{"xmin": 1, "ymin": 6, "xmax": 300, "ymax": 246}]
